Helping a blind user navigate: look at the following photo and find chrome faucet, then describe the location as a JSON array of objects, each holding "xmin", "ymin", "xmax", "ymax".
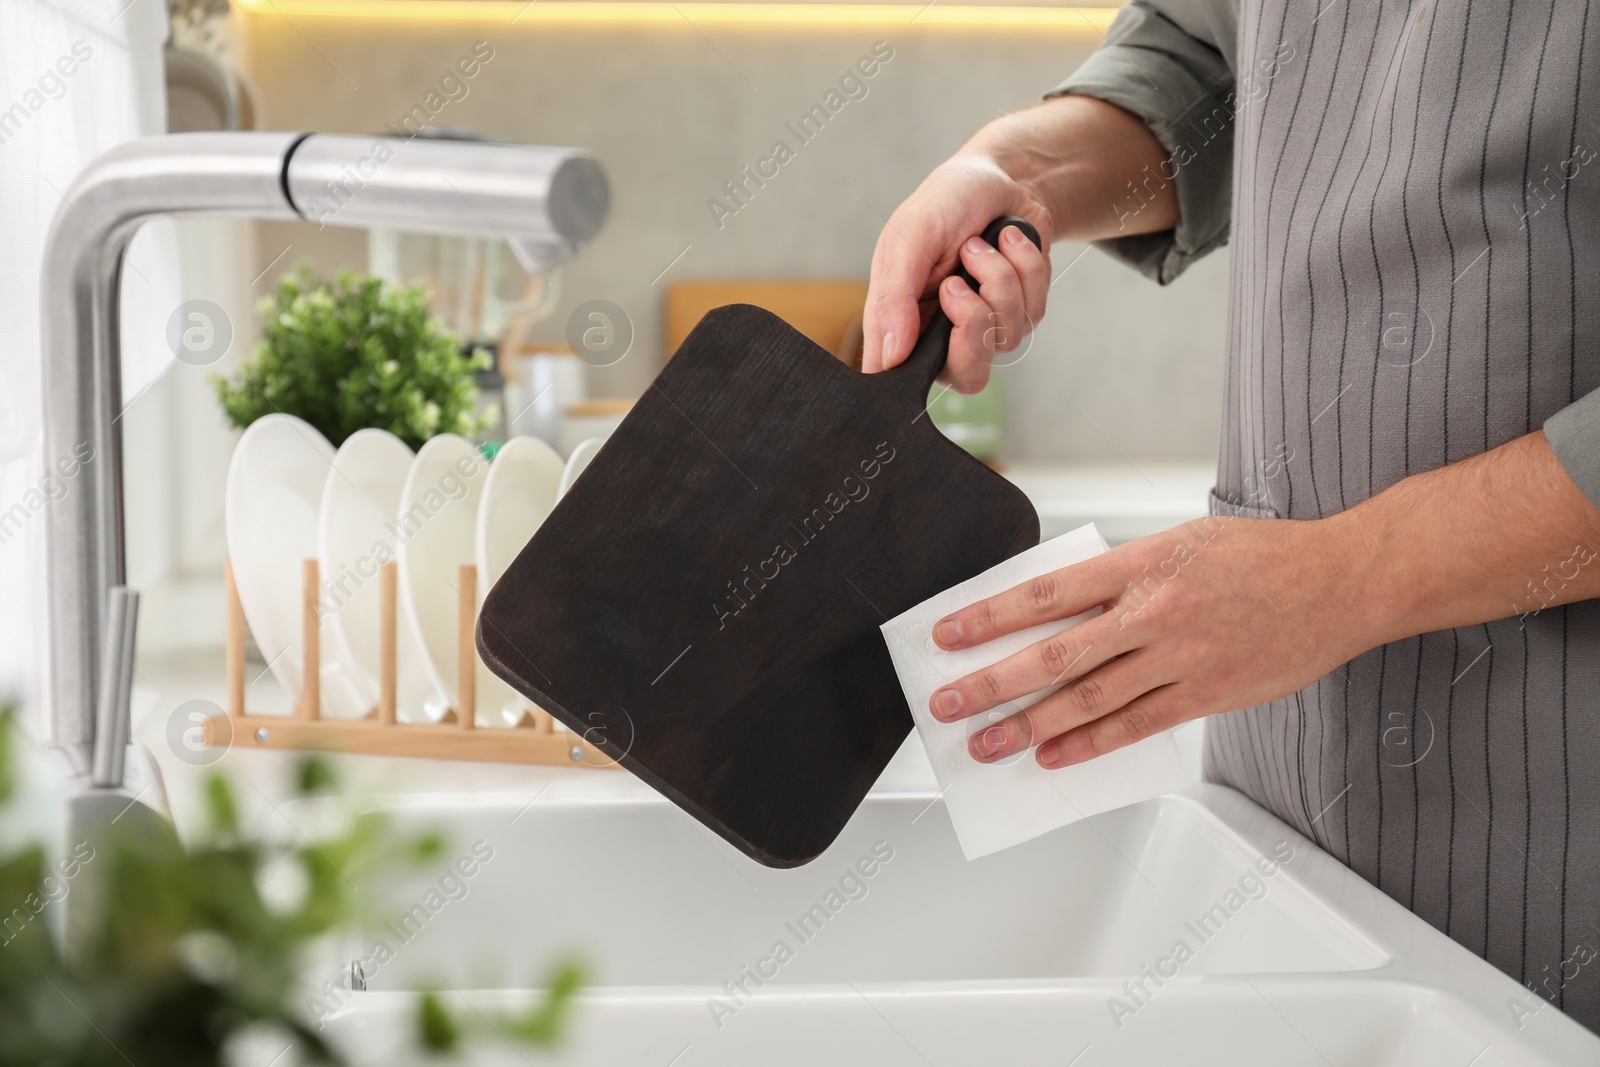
[{"xmin": 41, "ymin": 131, "xmax": 609, "ymax": 778}]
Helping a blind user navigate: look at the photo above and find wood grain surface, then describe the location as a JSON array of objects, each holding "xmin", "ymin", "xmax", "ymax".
[
  {"xmin": 480, "ymin": 220, "xmax": 1041, "ymax": 867},
  {"xmin": 665, "ymin": 279, "xmax": 868, "ymax": 361}
]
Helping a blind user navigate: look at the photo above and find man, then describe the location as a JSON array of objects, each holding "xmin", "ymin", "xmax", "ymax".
[{"xmin": 861, "ymin": 0, "xmax": 1600, "ymax": 1030}]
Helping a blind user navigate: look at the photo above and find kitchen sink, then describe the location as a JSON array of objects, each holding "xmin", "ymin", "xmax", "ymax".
[{"xmin": 308, "ymin": 784, "xmax": 1600, "ymax": 1065}]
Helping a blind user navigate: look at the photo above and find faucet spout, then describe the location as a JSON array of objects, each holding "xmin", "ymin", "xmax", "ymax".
[{"xmin": 41, "ymin": 131, "xmax": 608, "ymax": 772}]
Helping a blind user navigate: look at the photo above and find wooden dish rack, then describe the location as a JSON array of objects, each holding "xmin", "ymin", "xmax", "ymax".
[{"xmin": 203, "ymin": 557, "xmax": 614, "ymax": 767}]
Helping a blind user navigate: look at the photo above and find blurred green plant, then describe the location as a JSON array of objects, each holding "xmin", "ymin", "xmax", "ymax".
[
  {"xmin": 0, "ymin": 712, "xmax": 582, "ymax": 1066},
  {"xmin": 416, "ymin": 959, "xmax": 586, "ymax": 1055},
  {"xmin": 213, "ymin": 265, "xmax": 490, "ymax": 449}
]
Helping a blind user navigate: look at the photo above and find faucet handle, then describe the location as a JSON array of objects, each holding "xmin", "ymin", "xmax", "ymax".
[{"xmin": 90, "ymin": 586, "xmax": 139, "ymax": 788}]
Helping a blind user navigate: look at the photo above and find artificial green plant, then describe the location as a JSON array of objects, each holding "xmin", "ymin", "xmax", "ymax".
[
  {"xmin": 0, "ymin": 711, "xmax": 580, "ymax": 1065},
  {"xmin": 213, "ymin": 265, "xmax": 489, "ymax": 449}
]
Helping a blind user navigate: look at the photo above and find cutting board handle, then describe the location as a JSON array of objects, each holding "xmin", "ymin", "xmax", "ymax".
[{"xmin": 889, "ymin": 214, "xmax": 1044, "ymax": 409}]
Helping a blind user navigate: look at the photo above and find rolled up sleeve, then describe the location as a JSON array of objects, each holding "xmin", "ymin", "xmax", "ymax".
[
  {"xmin": 1047, "ymin": 0, "xmax": 1239, "ymax": 284},
  {"xmin": 1545, "ymin": 391, "xmax": 1600, "ymax": 507}
]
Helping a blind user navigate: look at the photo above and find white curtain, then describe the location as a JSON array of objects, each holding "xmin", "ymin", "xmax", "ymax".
[{"xmin": 0, "ymin": 0, "xmax": 178, "ymax": 740}]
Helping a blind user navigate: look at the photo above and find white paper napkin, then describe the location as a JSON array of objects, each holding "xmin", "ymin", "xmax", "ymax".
[{"xmin": 881, "ymin": 523, "xmax": 1188, "ymax": 860}]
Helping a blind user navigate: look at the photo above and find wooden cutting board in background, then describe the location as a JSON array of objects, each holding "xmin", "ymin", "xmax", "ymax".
[{"xmin": 665, "ymin": 279, "xmax": 868, "ymax": 362}]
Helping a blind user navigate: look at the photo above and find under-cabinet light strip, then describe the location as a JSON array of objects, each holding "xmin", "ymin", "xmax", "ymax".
[{"xmin": 235, "ymin": 0, "xmax": 1120, "ymax": 32}]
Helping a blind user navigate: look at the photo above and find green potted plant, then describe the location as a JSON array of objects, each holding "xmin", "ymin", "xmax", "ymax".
[
  {"xmin": 0, "ymin": 711, "xmax": 580, "ymax": 1065},
  {"xmin": 213, "ymin": 265, "xmax": 490, "ymax": 449}
]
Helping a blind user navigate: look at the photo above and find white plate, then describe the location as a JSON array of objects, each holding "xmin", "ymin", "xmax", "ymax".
[
  {"xmin": 396, "ymin": 435, "xmax": 506, "ymax": 726},
  {"xmin": 557, "ymin": 408, "xmax": 627, "ymax": 457},
  {"xmin": 224, "ymin": 414, "xmax": 368, "ymax": 718},
  {"xmin": 558, "ymin": 436, "xmax": 606, "ymax": 498},
  {"xmin": 318, "ymin": 429, "xmax": 445, "ymax": 723},
  {"xmin": 475, "ymin": 436, "xmax": 567, "ymax": 729},
  {"xmin": 476, "ymin": 436, "xmax": 565, "ymax": 593}
]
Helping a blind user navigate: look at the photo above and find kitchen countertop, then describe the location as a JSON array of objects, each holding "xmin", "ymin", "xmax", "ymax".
[
  {"xmin": 138, "ymin": 460, "xmax": 1217, "ymax": 658},
  {"xmin": 1000, "ymin": 459, "xmax": 1216, "ymax": 543},
  {"xmin": 130, "ymin": 459, "xmax": 1216, "ymax": 838},
  {"xmin": 133, "ymin": 650, "xmax": 1205, "ymax": 846}
]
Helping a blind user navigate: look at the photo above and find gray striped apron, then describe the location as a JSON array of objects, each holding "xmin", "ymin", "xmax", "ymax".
[{"xmin": 1201, "ymin": 0, "xmax": 1600, "ymax": 1030}]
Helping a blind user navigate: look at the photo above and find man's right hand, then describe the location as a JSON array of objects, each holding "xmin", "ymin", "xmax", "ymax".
[
  {"xmin": 861, "ymin": 160, "xmax": 1055, "ymax": 394},
  {"xmin": 861, "ymin": 94, "xmax": 1178, "ymax": 394}
]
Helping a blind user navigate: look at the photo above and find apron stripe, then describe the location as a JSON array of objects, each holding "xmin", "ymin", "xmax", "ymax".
[{"xmin": 1206, "ymin": 0, "xmax": 1600, "ymax": 1029}]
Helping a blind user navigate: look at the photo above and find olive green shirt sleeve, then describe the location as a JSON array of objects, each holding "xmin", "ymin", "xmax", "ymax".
[
  {"xmin": 1545, "ymin": 391, "xmax": 1600, "ymax": 509},
  {"xmin": 1045, "ymin": 0, "xmax": 1240, "ymax": 284}
]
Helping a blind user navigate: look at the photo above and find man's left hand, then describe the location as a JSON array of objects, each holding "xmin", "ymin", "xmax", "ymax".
[{"xmin": 927, "ymin": 515, "xmax": 1373, "ymax": 768}]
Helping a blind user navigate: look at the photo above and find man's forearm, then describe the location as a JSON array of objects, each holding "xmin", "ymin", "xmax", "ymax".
[
  {"xmin": 960, "ymin": 94, "xmax": 1179, "ymax": 245},
  {"xmin": 1328, "ymin": 430, "xmax": 1600, "ymax": 648},
  {"xmin": 922, "ymin": 429, "xmax": 1600, "ymax": 770}
]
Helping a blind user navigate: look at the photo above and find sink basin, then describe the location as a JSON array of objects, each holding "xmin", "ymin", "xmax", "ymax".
[
  {"xmin": 312, "ymin": 785, "xmax": 1599, "ymax": 1065},
  {"xmin": 343, "ymin": 791, "xmax": 1377, "ymax": 988}
]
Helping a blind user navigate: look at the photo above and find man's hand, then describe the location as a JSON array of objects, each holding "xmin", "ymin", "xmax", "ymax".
[
  {"xmin": 928, "ymin": 431, "xmax": 1600, "ymax": 769},
  {"xmin": 928, "ymin": 516, "xmax": 1366, "ymax": 768},
  {"xmin": 861, "ymin": 160, "xmax": 1054, "ymax": 394},
  {"xmin": 862, "ymin": 94, "xmax": 1177, "ymax": 393}
]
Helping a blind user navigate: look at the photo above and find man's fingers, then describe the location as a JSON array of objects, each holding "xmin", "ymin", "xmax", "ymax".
[
  {"xmin": 930, "ymin": 611, "xmax": 1136, "ymax": 722},
  {"xmin": 937, "ymin": 274, "xmax": 999, "ymax": 393},
  {"xmin": 862, "ymin": 213, "xmax": 948, "ymax": 373},
  {"xmin": 998, "ymin": 222, "xmax": 1051, "ymax": 328},
  {"xmin": 936, "ymin": 226, "xmax": 1050, "ymax": 392},
  {"xmin": 933, "ymin": 557, "xmax": 1123, "ymax": 650},
  {"xmin": 1036, "ymin": 684, "xmax": 1190, "ymax": 768},
  {"xmin": 862, "ymin": 288, "xmax": 925, "ymax": 374},
  {"xmin": 957, "ymin": 235, "xmax": 1030, "ymax": 354},
  {"xmin": 939, "ymin": 273, "xmax": 992, "ymax": 331},
  {"xmin": 966, "ymin": 651, "xmax": 1165, "ymax": 763}
]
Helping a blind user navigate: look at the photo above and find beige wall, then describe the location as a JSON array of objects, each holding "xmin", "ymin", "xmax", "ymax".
[{"xmin": 234, "ymin": 9, "xmax": 1229, "ymax": 463}]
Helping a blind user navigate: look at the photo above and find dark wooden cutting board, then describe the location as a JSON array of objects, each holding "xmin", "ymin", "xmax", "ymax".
[{"xmin": 479, "ymin": 217, "xmax": 1042, "ymax": 867}]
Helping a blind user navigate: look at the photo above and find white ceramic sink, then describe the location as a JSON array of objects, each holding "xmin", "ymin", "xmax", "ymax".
[{"xmin": 311, "ymin": 785, "xmax": 1599, "ymax": 1065}]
